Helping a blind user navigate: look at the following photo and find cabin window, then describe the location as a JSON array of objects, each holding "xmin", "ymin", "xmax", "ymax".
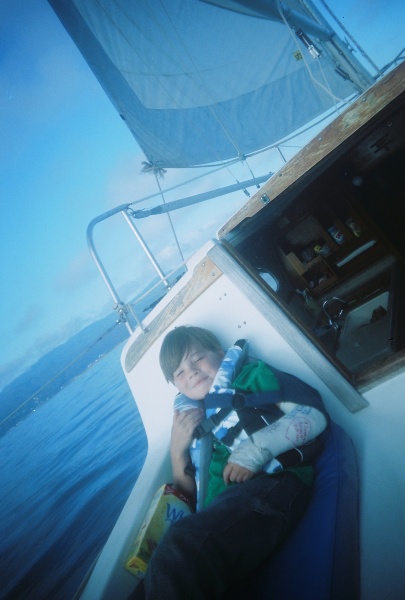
[
  {"xmin": 257, "ymin": 270, "xmax": 279, "ymax": 292},
  {"xmin": 225, "ymin": 102, "xmax": 405, "ymax": 390}
]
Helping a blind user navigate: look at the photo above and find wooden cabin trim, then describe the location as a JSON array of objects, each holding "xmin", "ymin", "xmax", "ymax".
[
  {"xmin": 219, "ymin": 63, "xmax": 405, "ymax": 238},
  {"xmin": 125, "ymin": 257, "xmax": 222, "ymax": 372},
  {"xmin": 208, "ymin": 242, "xmax": 369, "ymax": 413}
]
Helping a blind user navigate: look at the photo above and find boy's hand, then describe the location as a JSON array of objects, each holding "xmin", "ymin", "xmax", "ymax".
[
  {"xmin": 223, "ymin": 462, "xmax": 255, "ymax": 485},
  {"xmin": 171, "ymin": 408, "xmax": 204, "ymax": 457},
  {"xmin": 170, "ymin": 409, "xmax": 203, "ymax": 501}
]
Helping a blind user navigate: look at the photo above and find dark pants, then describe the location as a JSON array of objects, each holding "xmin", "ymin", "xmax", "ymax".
[{"xmin": 134, "ymin": 472, "xmax": 311, "ymax": 600}]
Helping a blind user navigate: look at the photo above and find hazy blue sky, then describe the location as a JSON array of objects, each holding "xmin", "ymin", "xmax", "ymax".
[{"xmin": 1, "ymin": 0, "xmax": 404, "ymax": 390}]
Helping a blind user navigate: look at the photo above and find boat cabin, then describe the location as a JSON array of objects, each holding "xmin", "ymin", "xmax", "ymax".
[{"xmin": 221, "ymin": 75, "xmax": 405, "ymax": 393}]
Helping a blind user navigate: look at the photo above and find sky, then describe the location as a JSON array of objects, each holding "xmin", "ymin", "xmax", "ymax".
[{"xmin": 0, "ymin": 0, "xmax": 404, "ymax": 391}]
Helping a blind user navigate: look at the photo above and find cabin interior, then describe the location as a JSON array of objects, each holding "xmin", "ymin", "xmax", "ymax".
[{"xmin": 223, "ymin": 95, "xmax": 405, "ymax": 391}]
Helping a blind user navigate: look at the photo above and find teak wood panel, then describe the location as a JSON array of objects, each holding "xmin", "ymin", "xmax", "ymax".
[{"xmin": 125, "ymin": 257, "xmax": 222, "ymax": 372}]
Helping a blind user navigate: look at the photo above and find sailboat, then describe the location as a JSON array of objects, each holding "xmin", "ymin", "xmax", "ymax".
[{"xmin": 49, "ymin": 1, "xmax": 405, "ymax": 598}]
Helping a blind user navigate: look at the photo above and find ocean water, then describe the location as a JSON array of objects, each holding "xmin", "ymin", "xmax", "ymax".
[{"xmin": 0, "ymin": 343, "xmax": 147, "ymax": 600}]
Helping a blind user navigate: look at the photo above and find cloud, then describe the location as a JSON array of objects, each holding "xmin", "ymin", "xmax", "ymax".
[
  {"xmin": 100, "ymin": 165, "xmax": 255, "ymax": 285},
  {"xmin": 11, "ymin": 304, "xmax": 45, "ymax": 336},
  {"xmin": 34, "ymin": 314, "xmax": 93, "ymax": 352},
  {"xmin": 105, "ymin": 154, "xmax": 150, "ymax": 209},
  {"xmin": 54, "ymin": 251, "xmax": 98, "ymax": 293}
]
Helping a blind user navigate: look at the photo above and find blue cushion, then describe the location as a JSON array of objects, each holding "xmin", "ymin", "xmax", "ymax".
[{"xmin": 234, "ymin": 421, "xmax": 360, "ymax": 599}]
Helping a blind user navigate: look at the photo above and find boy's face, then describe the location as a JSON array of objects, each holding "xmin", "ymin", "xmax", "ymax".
[{"xmin": 172, "ymin": 343, "xmax": 224, "ymax": 400}]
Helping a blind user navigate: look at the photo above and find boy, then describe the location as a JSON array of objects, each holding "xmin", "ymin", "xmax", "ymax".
[{"xmin": 142, "ymin": 325, "xmax": 328, "ymax": 598}]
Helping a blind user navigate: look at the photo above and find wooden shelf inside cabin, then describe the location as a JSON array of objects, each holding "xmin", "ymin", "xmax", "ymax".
[{"xmin": 277, "ymin": 204, "xmax": 378, "ymax": 297}]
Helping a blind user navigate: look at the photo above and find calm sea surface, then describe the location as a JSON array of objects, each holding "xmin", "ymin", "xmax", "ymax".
[{"xmin": 0, "ymin": 343, "xmax": 147, "ymax": 600}]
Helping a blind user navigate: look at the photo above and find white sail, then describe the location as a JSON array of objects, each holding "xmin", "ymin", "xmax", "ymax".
[{"xmin": 49, "ymin": 0, "xmax": 365, "ymax": 168}]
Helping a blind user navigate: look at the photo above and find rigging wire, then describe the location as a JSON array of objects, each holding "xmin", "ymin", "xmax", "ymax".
[
  {"xmin": 136, "ymin": 0, "xmax": 242, "ymax": 172},
  {"xmin": 103, "ymin": 1, "xmax": 226, "ymax": 169},
  {"xmin": 276, "ymin": 0, "xmax": 345, "ymax": 103},
  {"xmin": 119, "ymin": 0, "xmax": 350, "ymax": 175},
  {"xmin": 127, "ymin": 96, "xmax": 354, "ymax": 213},
  {"xmin": 241, "ymin": 156, "xmax": 260, "ymax": 191},
  {"xmin": 316, "ymin": 0, "xmax": 382, "ymax": 76},
  {"xmin": 380, "ymin": 47, "xmax": 405, "ymax": 73},
  {"xmin": 141, "ymin": 162, "xmax": 185, "ymax": 263},
  {"xmin": 156, "ymin": 0, "xmax": 248, "ymax": 175},
  {"xmin": 109, "ymin": 2, "xmax": 261, "ymax": 227},
  {"xmin": 159, "ymin": 0, "xmax": 349, "ymax": 172},
  {"xmin": 110, "ymin": 0, "xmax": 360, "ymax": 174},
  {"xmin": 313, "ymin": 50, "xmax": 339, "ymax": 113}
]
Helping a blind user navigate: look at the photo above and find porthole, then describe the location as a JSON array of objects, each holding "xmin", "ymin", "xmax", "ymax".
[{"xmin": 258, "ymin": 270, "xmax": 279, "ymax": 292}]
